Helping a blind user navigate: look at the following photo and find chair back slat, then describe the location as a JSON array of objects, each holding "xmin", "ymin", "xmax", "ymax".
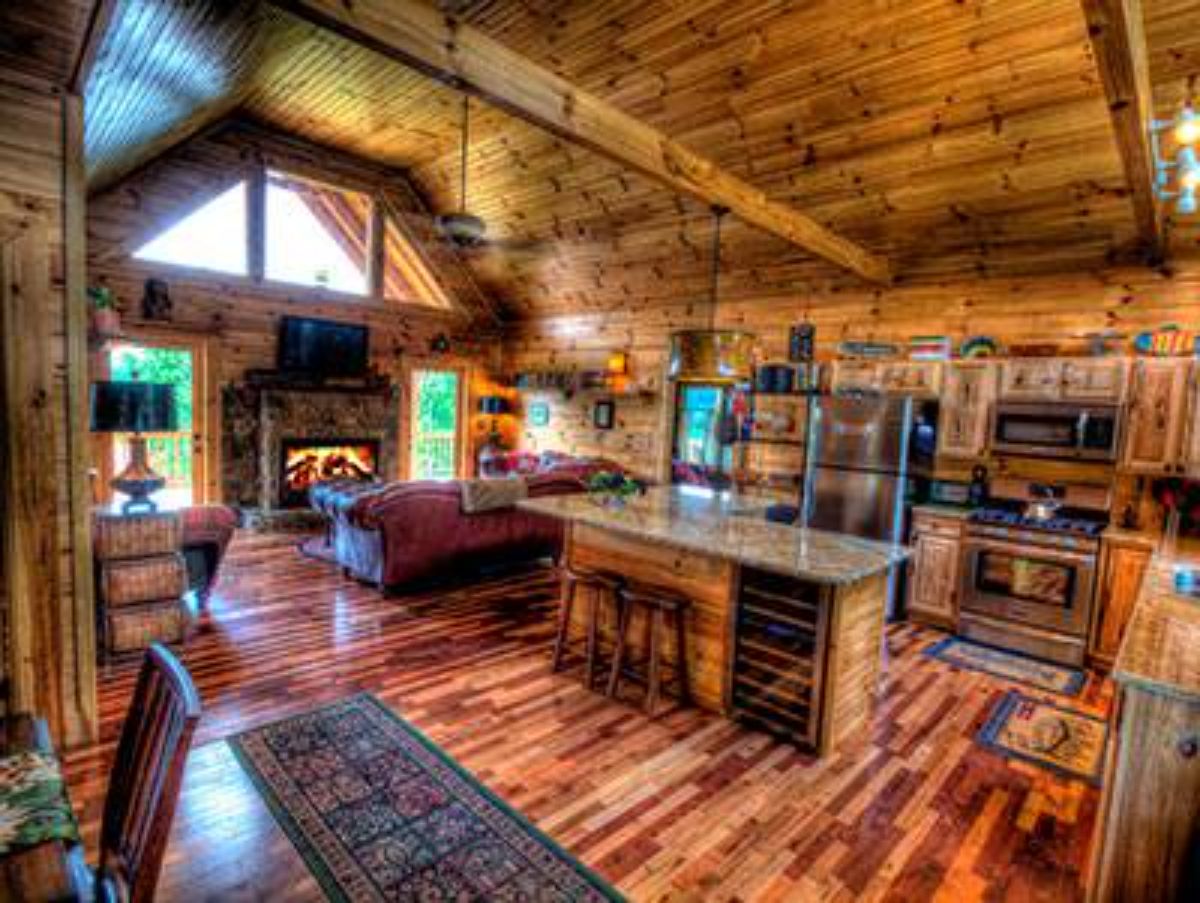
[{"xmin": 98, "ymin": 644, "xmax": 201, "ymax": 902}]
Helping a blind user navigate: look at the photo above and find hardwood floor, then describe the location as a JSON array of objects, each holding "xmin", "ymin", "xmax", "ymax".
[{"xmin": 63, "ymin": 531, "xmax": 1110, "ymax": 901}]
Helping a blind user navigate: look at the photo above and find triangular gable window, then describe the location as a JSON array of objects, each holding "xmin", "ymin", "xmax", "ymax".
[
  {"xmin": 134, "ymin": 182, "xmax": 248, "ymax": 275},
  {"xmin": 265, "ymin": 171, "xmax": 368, "ymax": 295},
  {"xmin": 130, "ymin": 168, "xmax": 456, "ymax": 312}
]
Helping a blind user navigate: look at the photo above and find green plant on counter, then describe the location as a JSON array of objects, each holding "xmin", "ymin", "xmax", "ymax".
[{"xmin": 586, "ymin": 470, "xmax": 645, "ymax": 508}]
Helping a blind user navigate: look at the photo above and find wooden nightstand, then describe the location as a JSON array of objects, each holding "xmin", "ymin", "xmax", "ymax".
[{"xmin": 93, "ymin": 511, "xmax": 191, "ymax": 659}]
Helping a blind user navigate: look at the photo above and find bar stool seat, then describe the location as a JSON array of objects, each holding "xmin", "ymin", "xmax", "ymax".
[
  {"xmin": 608, "ymin": 582, "xmax": 693, "ymax": 715},
  {"xmin": 551, "ymin": 563, "xmax": 625, "ymax": 691}
]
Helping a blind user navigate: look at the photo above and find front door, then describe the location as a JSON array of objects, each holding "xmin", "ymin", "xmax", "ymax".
[
  {"xmin": 105, "ymin": 342, "xmax": 200, "ymax": 507},
  {"xmin": 409, "ymin": 369, "xmax": 462, "ymax": 480}
]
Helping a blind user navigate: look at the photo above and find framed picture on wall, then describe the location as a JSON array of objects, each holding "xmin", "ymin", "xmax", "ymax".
[
  {"xmin": 593, "ymin": 399, "xmax": 615, "ymax": 430},
  {"xmin": 528, "ymin": 401, "xmax": 550, "ymax": 427}
]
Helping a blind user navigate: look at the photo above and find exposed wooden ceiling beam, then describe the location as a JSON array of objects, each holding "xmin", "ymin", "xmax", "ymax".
[
  {"xmin": 273, "ymin": 0, "xmax": 892, "ymax": 284},
  {"xmin": 1081, "ymin": 0, "xmax": 1166, "ymax": 261},
  {"xmin": 69, "ymin": 0, "xmax": 119, "ymax": 94}
]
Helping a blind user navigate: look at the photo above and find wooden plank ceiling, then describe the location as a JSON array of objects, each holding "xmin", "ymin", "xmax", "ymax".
[
  {"xmin": 0, "ymin": 1, "xmax": 96, "ymax": 86},
  {"xmin": 80, "ymin": 0, "xmax": 1200, "ymax": 318}
]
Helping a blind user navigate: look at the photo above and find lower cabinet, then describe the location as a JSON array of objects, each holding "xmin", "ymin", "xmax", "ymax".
[
  {"xmin": 906, "ymin": 510, "xmax": 966, "ymax": 629},
  {"xmin": 1088, "ymin": 533, "xmax": 1153, "ymax": 669}
]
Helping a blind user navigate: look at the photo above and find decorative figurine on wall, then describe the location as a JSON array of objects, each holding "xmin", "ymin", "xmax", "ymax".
[
  {"xmin": 141, "ymin": 278, "xmax": 172, "ymax": 321},
  {"xmin": 593, "ymin": 399, "xmax": 615, "ymax": 430}
]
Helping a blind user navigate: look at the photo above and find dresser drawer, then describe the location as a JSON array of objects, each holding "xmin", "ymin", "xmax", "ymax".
[
  {"xmin": 101, "ymin": 553, "xmax": 188, "ymax": 606},
  {"xmin": 94, "ymin": 512, "xmax": 182, "ymax": 560},
  {"xmin": 107, "ymin": 600, "xmax": 189, "ymax": 652}
]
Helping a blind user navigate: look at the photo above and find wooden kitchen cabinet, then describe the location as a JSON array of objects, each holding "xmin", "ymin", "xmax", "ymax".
[
  {"xmin": 1122, "ymin": 359, "xmax": 1192, "ymax": 473},
  {"xmin": 829, "ymin": 360, "xmax": 881, "ymax": 394},
  {"xmin": 1061, "ymin": 358, "xmax": 1128, "ymax": 402},
  {"xmin": 999, "ymin": 358, "xmax": 1064, "ymax": 400},
  {"xmin": 1088, "ymin": 533, "xmax": 1153, "ymax": 669},
  {"xmin": 1178, "ymin": 364, "xmax": 1200, "ymax": 474},
  {"xmin": 937, "ymin": 361, "xmax": 997, "ymax": 457},
  {"xmin": 878, "ymin": 361, "xmax": 943, "ymax": 397},
  {"xmin": 906, "ymin": 510, "xmax": 966, "ymax": 629}
]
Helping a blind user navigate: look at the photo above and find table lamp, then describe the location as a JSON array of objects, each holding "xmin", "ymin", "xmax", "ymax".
[{"xmin": 90, "ymin": 381, "xmax": 177, "ymax": 513}]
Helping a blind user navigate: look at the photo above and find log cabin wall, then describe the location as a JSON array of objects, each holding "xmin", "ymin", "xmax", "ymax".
[
  {"xmin": 0, "ymin": 71, "xmax": 96, "ymax": 747},
  {"xmin": 503, "ymin": 262, "xmax": 1200, "ymax": 480},
  {"xmin": 86, "ymin": 123, "xmax": 505, "ymax": 498}
]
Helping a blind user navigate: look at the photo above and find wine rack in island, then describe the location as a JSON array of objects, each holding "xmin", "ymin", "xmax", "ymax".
[{"xmin": 729, "ymin": 565, "xmax": 886, "ymax": 755}]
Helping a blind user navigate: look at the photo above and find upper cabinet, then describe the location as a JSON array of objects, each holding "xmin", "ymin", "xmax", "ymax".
[
  {"xmin": 999, "ymin": 358, "xmax": 1128, "ymax": 403},
  {"xmin": 878, "ymin": 362, "xmax": 943, "ymax": 397},
  {"xmin": 831, "ymin": 360, "xmax": 942, "ymax": 397},
  {"xmin": 1061, "ymin": 358, "xmax": 1128, "ymax": 402},
  {"xmin": 829, "ymin": 360, "xmax": 882, "ymax": 394},
  {"xmin": 938, "ymin": 362, "xmax": 997, "ymax": 458},
  {"xmin": 999, "ymin": 359, "xmax": 1064, "ymax": 401},
  {"xmin": 1122, "ymin": 359, "xmax": 1192, "ymax": 473}
]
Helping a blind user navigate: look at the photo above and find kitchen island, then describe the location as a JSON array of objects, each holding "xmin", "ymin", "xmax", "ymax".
[{"xmin": 520, "ymin": 486, "xmax": 910, "ymax": 755}]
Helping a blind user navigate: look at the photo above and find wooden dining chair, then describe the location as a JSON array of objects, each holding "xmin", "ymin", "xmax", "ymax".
[{"xmin": 95, "ymin": 643, "xmax": 201, "ymax": 903}]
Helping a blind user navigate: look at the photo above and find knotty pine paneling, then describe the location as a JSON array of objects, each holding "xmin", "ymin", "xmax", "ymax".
[
  {"xmin": 81, "ymin": 0, "xmax": 1200, "ymax": 317},
  {"xmin": 0, "ymin": 72, "xmax": 96, "ymax": 747},
  {"xmin": 87, "ymin": 123, "xmax": 505, "ymax": 492},
  {"xmin": 504, "ymin": 263, "xmax": 1200, "ymax": 477}
]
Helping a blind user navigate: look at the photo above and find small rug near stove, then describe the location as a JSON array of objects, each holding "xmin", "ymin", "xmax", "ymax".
[
  {"xmin": 923, "ymin": 636, "xmax": 1086, "ymax": 696},
  {"xmin": 976, "ymin": 690, "xmax": 1109, "ymax": 783},
  {"xmin": 298, "ymin": 535, "xmax": 338, "ymax": 566},
  {"xmin": 229, "ymin": 693, "xmax": 623, "ymax": 902}
]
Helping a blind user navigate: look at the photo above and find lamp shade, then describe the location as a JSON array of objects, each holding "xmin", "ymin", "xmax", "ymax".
[
  {"xmin": 478, "ymin": 395, "xmax": 510, "ymax": 415},
  {"xmin": 90, "ymin": 381, "xmax": 177, "ymax": 433}
]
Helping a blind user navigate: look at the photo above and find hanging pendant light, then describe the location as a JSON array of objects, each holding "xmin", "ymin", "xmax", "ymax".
[{"xmin": 668, "ymin": 206, "xmax": 756, "ymax": 382}]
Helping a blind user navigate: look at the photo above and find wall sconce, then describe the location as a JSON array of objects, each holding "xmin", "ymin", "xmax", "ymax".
[
  {"xmin": 606, "ymin": 350, "xmax": 629, "ymax": 377},
  {"xmin": 1153, "ymin": 105, "xmax": 1200, "ymax": 215},
  {"xmin": 478, "ymin": 395, "xmax": 510, "ymax": 448}
]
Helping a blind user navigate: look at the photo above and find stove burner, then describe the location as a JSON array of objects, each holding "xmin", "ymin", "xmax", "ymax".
[{"xmin": 968, "ymin": 506, "xmax": 1107, "ymax": 538}]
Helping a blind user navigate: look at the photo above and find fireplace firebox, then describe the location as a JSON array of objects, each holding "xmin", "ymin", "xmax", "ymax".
[{"xmin": 278, "ymin": 438, "xmax": 380, "ymax": 508}]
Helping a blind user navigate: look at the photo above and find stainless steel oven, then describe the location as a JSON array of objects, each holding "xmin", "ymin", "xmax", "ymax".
[
  {"xmin": 959, "ymin": 527, "xmax": 1098, "ymax": 665},
  {"xmin": 991, "ymin": 402, "xmax": 1122, "ymax": 461}
]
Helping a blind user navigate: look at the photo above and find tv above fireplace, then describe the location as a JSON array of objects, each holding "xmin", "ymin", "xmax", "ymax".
[{"xmin": 277, "ymin": 315, "xmax": 369, "ymax": 378}]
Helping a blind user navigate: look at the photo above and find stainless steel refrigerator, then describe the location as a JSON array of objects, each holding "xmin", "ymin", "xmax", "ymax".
[{"xmin": 801, "ymin": 395, "xmax": 935, "ymax": 618}]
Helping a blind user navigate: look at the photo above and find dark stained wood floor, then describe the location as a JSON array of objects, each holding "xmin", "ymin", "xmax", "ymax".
[{"xmin": 63, "ymin": 531, "xmax": 1111, "ymax": 901}]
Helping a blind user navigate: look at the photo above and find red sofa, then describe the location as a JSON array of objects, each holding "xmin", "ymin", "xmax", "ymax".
[{"xmin": 311, "ymin": 455, "xmax": 620, "ymax": 591}]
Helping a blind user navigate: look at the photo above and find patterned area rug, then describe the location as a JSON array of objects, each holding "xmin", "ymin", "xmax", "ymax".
[
  {"xmin": 923, "ymin": 636, "xmax": 1086, "ymax": 696},
  {"xmin": 977, "ymin": 691, "xmax": 1109, "ymax": 783},
  {"xmin": 229, "ymin": 694, "xmax": 623, "ymax": 902}
]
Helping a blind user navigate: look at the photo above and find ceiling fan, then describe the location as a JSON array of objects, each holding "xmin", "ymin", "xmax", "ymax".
[{"xmin": 433, "ymin": 95, "xmax": 548, "ymax": 257}]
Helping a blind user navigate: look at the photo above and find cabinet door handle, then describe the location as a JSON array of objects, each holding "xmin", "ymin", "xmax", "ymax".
[{"xmin": 1180, "ymin": 737, "xmax": 1199, "ymax": 759}]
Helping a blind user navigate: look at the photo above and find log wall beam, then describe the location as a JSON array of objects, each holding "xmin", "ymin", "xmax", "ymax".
[
  {"xmin": 1081, "ymin": 0, "xmax": 1166, "ymax": 260},
  {"xmin": 275, "ymin": 0, "xmax": 892, "ymax": 284}
]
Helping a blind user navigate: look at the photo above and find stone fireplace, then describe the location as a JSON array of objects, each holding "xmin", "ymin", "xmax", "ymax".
[{"xmin": 223, "ymin": 376, "xmax": 399, "ymax": 526}]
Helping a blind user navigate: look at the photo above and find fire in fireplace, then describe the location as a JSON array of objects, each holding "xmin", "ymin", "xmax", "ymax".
[{"xmin": 279, "ymin": 438, "xmax": 379, "ymax": 507}]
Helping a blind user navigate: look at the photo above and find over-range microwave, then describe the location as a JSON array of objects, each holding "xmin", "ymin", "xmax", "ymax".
[{"xmin": 990, "ymin": 402, "xmax": 1122, "ymax": 461}]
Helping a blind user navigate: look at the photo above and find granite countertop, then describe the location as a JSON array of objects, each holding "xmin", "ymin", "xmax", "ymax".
[
  {"xmin": 519, "ymin": 486, "xmax": 911, "ymax": 585},
  {"xmin": 911, "ymin": 503, "xmax": 975, "ymax": 520},
  {"xmin": 1113, "ymin": 554, "xmax": 1200, "ymax": 702}
]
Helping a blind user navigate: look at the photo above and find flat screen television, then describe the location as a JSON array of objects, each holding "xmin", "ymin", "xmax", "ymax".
[{"xmin": 277, "ymin": 316, "xmax": 369, "ymax": 378}]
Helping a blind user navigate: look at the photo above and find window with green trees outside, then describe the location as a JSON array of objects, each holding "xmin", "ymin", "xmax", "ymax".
[
  {"xmin": 411, "ymin": 370, "xmax": 460, "ymax": 480},
  {"xmin": 109, "ymin": 344, "xmax": 195, "ymax": 500}
]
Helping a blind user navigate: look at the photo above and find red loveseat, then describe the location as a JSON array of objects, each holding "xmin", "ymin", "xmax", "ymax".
[{"xmin": 311, "ymin": 455, "xmax": 621, "ymax": 592}]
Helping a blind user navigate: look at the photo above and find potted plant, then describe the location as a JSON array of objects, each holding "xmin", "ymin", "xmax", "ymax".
[
  {"xmin": 88, "ymin": 286, "xmax": 121, "ymax": 339},
  {"xmin": 586, "ymin": 470, "xmax": 645, "ymax": 509}
]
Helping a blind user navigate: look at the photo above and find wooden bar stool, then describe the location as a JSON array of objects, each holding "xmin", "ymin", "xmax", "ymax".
[
  {"xmin": 608, "ymin": 583, "xmax": 692, "ymax": 715},
  {"xmin": 551, "ymin": 563, "xmax": 624, "ymax": 691}
]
